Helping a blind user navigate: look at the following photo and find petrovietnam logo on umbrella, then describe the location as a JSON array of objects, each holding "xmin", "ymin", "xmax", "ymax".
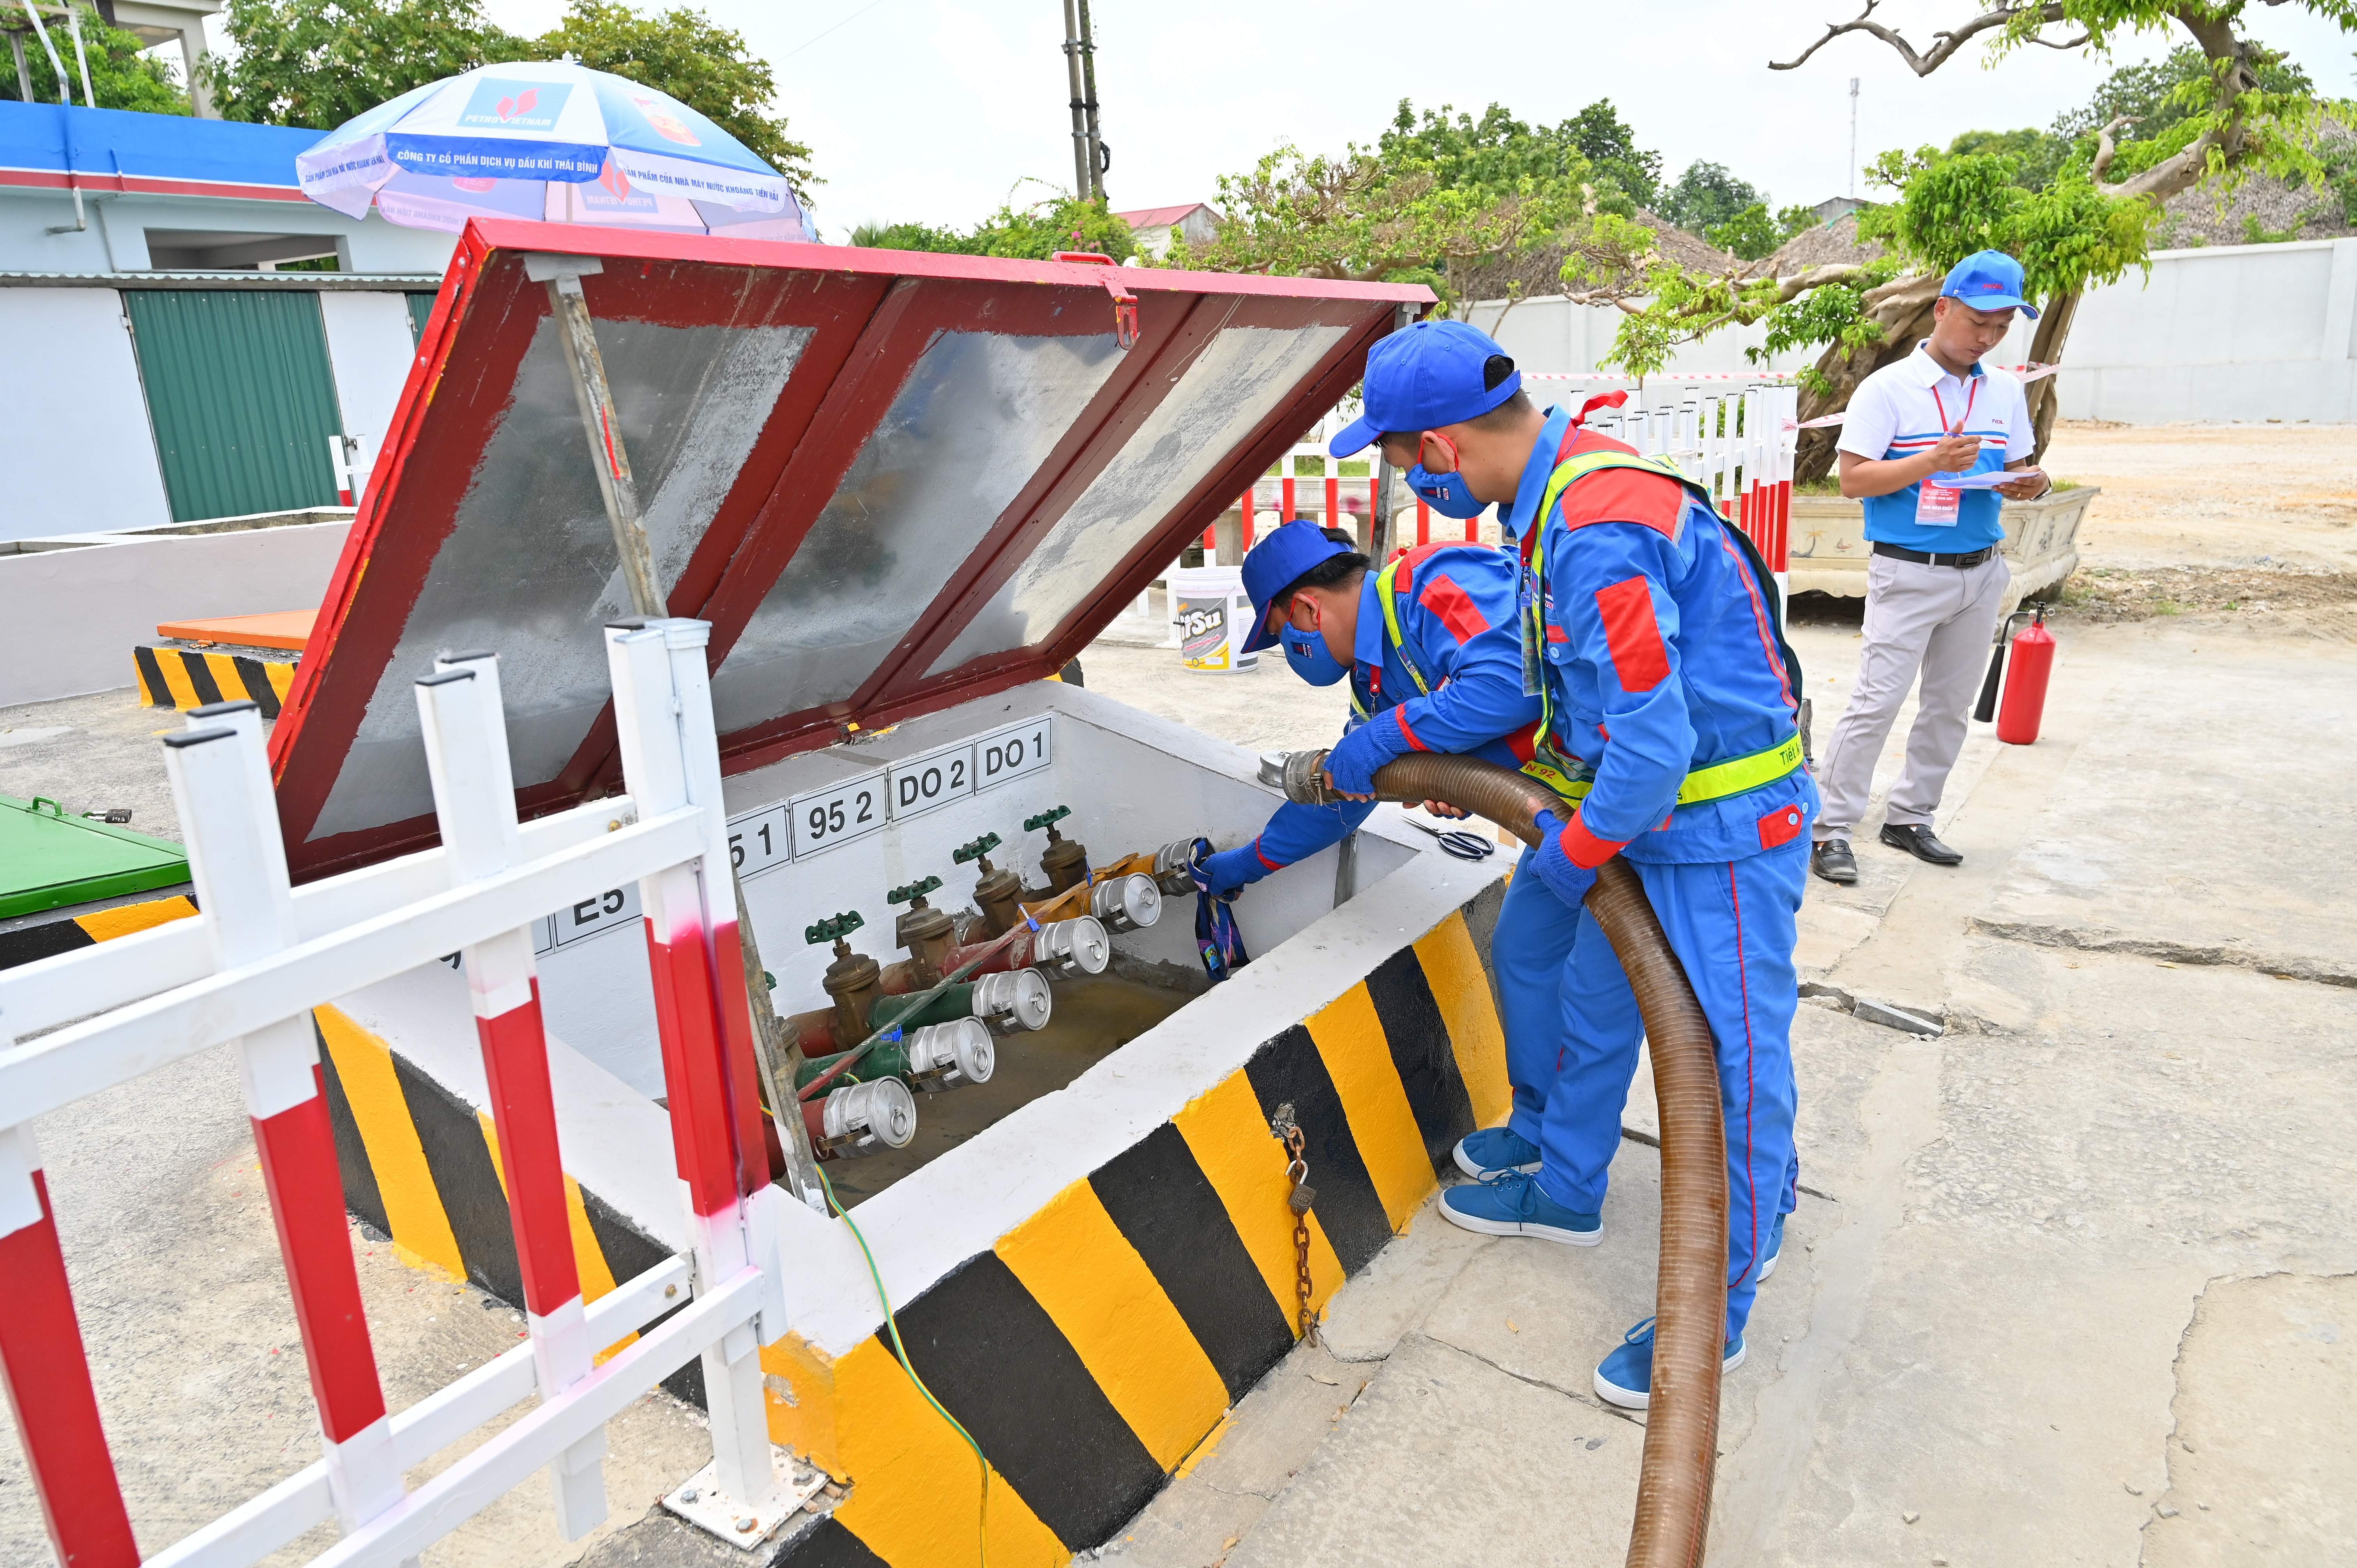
[{"xmin": 294, "ymin": 59, "xmax": 809, "ymax": 242}]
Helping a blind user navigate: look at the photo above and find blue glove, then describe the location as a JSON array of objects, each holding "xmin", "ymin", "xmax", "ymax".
[
  {"xmin": 1529, "ymin": 809, "xmax": 1600, "ymax": 909},
  {"xmin": 1200, "ymin": 844, "xmax": 1268, "ymax": 898},
  {"xmin": 1322, "ymin": 711, "xmax": 1410, "ymax": 795}
]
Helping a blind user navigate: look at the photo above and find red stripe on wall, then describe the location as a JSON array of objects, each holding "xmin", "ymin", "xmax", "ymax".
[
  {"xmin": 0, "ymin": 1173, "xmax": 140, "ymax": 1568},
  {"xmin": 1594, "ymin": 576, "xmax": 1671, "ymax": 692}
]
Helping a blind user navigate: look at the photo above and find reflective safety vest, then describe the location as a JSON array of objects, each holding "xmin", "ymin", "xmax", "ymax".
[
  {"xmin": 1520, "ymin": 444, "xmax": 1807, "ymax": 811},
  {"xmin": 1345, "ymin": 542, "xmax": 1556, "ymax": 766}
]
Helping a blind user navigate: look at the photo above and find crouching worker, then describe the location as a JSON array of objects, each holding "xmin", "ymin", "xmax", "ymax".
[
  {"xmin": 1197, "ymin": 510, "xmax": 1543, "ymax": 919},
  {"xmin": 1372, "ymin": 320, "xmax": 1814, "ymax": 1411}
]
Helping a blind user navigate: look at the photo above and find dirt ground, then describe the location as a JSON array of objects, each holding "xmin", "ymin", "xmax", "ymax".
[{"xmin": 2037, "ymin": 421, "xmax": 2357, "ymax": 630}]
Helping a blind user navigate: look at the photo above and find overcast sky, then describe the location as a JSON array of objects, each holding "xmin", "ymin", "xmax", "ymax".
[{"xmin": 479, "ymin": 0, "xmax": 2355, "ymax": 239}]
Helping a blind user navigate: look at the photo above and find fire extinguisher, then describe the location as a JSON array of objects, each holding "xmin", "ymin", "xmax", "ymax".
[{"xmin": 1973, "ymin": 602, "xmax": 2056, "ymax": 745}]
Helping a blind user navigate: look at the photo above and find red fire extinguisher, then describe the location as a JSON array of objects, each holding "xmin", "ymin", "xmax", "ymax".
[{"xmin": 1973, "ymin": 603, "xmax": 2056, "ymax": 745}]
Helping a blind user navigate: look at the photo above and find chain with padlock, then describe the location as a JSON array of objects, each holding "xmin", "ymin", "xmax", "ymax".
[{"xmin": 1269, "ymin": 1103, "xmax": 1318, "ymax": 1345}]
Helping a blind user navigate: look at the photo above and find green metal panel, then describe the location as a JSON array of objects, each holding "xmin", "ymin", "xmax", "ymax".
[
  {"xmin": 407, "ymin": 291, "xmax": 437, "ymax": 343},
  {"xmin": 125, "ymin": 290, "xmax": 346, "ymax": 523},
  {"xmin": 0, "ymin": 795, "xmax": 189, "ymax": 919}
]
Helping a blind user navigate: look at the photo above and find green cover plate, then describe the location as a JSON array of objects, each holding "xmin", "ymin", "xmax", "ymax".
[{"xmin": 0, "ymin": 794, "xmax": 191, "ymax": 919}]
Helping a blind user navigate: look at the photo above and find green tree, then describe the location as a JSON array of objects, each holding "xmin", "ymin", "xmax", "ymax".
[
  {"xmin": 1159, "ymin": 137, "xmax": 1589, "ymax": 311},
  {"xmin": 528, "ymin": 1, "xmax": 810, "ymax": 189},
  {"xmin": 1565, "ymin": 99, "xmax": 1663, "ymax": 209},
  {"xmin": 205, "ymin": 0, "xmax": 812, "ymax": 192},
  {"xmin": 204, "ymin": 0, "xmax": 524, "ymax": 130},
  {"xmin": 1658, "ymin": 160, "xmax": 1763, "ymax": 233},
  {"xmin": 1, "ymin": 4, "xmax": 190, "ymax": 113},
  {"xmin": 1704, "ymin": 0, "xmax": 2357, "ymax": 465},
  {"xmin": 1947, "ymin": 126, "xmax": 2076, "ymax": 189},
  {"xmin": 1704, "ymin": 201, "xmax": 1783, "ymax": 260},
  {"xmin": 848, "ymin": 187, "xmax": 1133, "ymax": 261}
]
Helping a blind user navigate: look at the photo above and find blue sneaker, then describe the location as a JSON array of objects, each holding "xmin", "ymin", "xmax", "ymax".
[
  {"xmin": 1757, "ymin": 1210, "xmax": 1787, "ymax": 1282},
  {"xmin": 1437, "ymin": 1169, "xmax": 1601, "ymax": 1245},
  {"xmin": 1452, "ymin": 1125, "xmax": 1542, "ymax": 1180},
  {"xmin": 1593, "ymin": 1317, "xmax": 1746, "ymax": 1411}
]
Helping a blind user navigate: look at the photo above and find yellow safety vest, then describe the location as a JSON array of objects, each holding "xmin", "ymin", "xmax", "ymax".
[{"xmin": 1522, "ymin": 447, "xmax": 1806, "ymax": 811}]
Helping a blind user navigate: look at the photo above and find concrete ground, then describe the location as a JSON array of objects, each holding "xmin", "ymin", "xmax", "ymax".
[{"xmin": 2, "ymin": 425, "xmax": 2351, "ymax": 1567}]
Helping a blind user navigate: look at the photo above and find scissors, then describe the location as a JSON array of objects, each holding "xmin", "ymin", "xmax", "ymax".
[{"xmin": 1398, "ymin": 814, "xmax": 1495, "ymax": 862}]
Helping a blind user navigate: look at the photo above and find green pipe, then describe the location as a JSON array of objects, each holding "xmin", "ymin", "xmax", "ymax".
[
  {"xmin": 871, "ymin": 983, "xmax": 976, "ymax": 1033},
  {"xmin": 797, "ymin": 1035, "xmax": 920, "ymax": 1089}
]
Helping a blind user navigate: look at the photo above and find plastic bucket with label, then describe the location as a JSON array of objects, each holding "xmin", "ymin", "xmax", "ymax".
[{"xmin": 1170, "ymin": 566, "xmax": 1258, "ymax": 675}]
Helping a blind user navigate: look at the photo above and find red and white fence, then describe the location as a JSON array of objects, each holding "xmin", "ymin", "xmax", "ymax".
[
  {"xmin": 0, "ymin": 620, "xmax": 795, "ymax": 1566},
  {"xmin": 1535, "ymin": 374, "xmax": 1800, "ymax": 597}
]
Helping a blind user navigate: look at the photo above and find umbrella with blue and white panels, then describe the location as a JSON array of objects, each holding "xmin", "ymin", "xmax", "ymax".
[{"xmin": 297, "ymin": 59, "xmax": 809, "ymax": 240}]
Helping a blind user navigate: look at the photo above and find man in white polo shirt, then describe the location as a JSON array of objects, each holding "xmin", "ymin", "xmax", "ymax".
[{"xmin": 1811, "ymin": 250, "xmax": 2052, "ymax": 883}]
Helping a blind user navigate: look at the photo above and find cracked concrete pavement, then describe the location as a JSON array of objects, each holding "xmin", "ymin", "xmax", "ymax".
[{"xmin": 1076, "ymin": 431, "xmax": 2356, "ymax": 1566}]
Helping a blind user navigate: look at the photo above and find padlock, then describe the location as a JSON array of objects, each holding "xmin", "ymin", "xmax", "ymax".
[{"xmin": 1288, "ymin": 1182, "xmax": 1316, "ymax": 1215}]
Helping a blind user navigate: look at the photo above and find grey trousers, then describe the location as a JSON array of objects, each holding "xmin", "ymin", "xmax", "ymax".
[{"xmin": 1815, "ymin": 550, "xmax": 2010, "ymax": 839}]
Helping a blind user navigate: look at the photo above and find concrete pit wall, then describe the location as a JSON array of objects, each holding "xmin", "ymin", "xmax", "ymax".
[{"xmin": 302, "ymin": 682, "xmax": 1511, "ymax": 1565}]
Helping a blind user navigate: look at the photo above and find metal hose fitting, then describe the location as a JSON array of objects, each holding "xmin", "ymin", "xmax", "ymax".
[
  {"xmin": 1089, "ymin": 872, "xmax": 1162, "ymax": 932},
  {"xmin": 1267, "ymin": 746, "xmax": 1728, "ymax": 1568},
  {"xmin": 804, "ymin": 1077, "xmax": 917, "ymax": 1160}
]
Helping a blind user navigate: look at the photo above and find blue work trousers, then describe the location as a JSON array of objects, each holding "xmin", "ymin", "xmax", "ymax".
[
  {"xmin": 1491, "ymin": 847, "xmax": 1586, "ymax": 1144},
  {"xmin": 1532, "ymin": 834, "xmax": 1807, "ymax": 1341}
]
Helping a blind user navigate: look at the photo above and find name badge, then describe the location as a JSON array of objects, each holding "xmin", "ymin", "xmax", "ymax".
[{"xmin": 1915, "ymin": 480, "xmax": 1961, "ymax": 526}]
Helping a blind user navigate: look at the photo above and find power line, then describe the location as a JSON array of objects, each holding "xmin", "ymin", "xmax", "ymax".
[{"xmin": 782, "ymin": 0, "xmax": 892, "ymax": 61}]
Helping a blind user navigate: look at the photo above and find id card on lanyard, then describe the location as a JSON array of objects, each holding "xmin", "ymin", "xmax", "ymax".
[
  {"xmin": 1517, "ymin": 531, "xmax": 1542, "ymax": 696},
  {"xmin": 1916, "ymin": 378, "xmax": 1978, "ymax": 527}
]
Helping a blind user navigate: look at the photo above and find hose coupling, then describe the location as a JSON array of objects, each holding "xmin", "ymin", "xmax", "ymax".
[
  {"xmin": 970, "ymin": 968, "xmax": 1053, "ymax": 1033},
  {"xmin": 1088, "ymin": 872, "xmax": 1162, "ymax": 932},
  {"xmin": 808, "ymin": 1077, "xmax": 917, "ymax": 1160},
  {"xmin": 1259, "ymin": 749, "xmax": 1334, "ymax": 805},
  {"xmin": 1031, "ymin": 916, "xmax": 1111, "ymax": 978},
  {"xmin": 902, "ymin": 1018, "xmax": 995, "ymax": 1091}
]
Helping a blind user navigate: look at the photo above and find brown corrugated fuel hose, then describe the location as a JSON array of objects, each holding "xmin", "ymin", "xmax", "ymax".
[{"xmin": 1263, "ymin": 748, "xmax": 1728, "ymax": 1568}]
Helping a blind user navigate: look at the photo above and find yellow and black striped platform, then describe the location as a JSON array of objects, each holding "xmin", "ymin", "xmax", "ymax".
[
  {"xmin": 0, "ymin": 892, "xmax": 199, "ymax": 971},
  {"xmin": 134, "ymin": 643, "xmax": 297, "ymax": 717},
  {"xmin": 760, "ymin": 883, "xmax": 1509, "ymax": 1567}
]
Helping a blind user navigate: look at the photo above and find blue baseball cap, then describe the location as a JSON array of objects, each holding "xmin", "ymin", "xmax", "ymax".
[
  {"xmin": 1238, "ymin": 520, "xmax": 1353, "ymax": 654},
  {"xmin": 1940, "ymin": 250, "xmax": 2039, "ymax": 318},
  {"xmin": 1328, "ymin": 319, "xmax": 1521, "ymax": 457}
]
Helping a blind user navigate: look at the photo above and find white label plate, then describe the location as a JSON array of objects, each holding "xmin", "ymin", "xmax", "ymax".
[
  {"xmin": 728, "ymin": 803, "xmax": 792, "ymax": 880},
  {"xmin": 790, "ymin": 770, "xmax": 887, "ymax": 858},
  {"xmin": 887, "ymin": 742, "xmax": 975, "ymax": 820},
  {"xmin": 973, "ymin": 715, "xmax": 1053, "ymax": 793}
]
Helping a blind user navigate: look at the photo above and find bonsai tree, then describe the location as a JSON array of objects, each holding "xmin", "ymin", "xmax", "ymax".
[{"xmin": 1560, "ymin": 2, "xmax": 2349, "ymax": 475}]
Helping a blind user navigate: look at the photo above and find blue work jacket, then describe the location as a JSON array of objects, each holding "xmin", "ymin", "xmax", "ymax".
[{"xmin": 1250, "ymin": 544, "xmax": 1542, "ymax": 871}]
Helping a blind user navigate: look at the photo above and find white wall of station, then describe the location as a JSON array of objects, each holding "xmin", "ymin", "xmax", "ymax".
[
  {"xmin": 1470, "ymin": 237, "xmax": 2357, "ymax": 425},
  {"xmin": 0, "ymin": 283, "xmax": 426, "ymax": 542}
]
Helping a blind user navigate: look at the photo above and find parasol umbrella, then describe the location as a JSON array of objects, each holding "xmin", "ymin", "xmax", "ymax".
[{"xmin": 295, "ymin": 58, "xmax": 809, "ymax": 240}]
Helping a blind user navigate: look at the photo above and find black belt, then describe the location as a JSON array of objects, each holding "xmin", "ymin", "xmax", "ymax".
[{"xmin": 1874, "ymin": 541, "xmax": 1997, "ymax": 569}]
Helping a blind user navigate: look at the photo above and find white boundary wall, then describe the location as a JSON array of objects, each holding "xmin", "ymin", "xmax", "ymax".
[
  {"xmin": 1469, "ymin": 236, "xmax": 2357, "ymax": 426},
  {"xmin": 0, "ymin": 283, "xmax": 427, "ymax": 542}
]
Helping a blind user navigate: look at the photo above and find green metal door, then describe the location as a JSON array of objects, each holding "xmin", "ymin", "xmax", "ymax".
[
  {"xmin": 407, "ymin": 291, "xmax": 437, "ymax": 343},
  {"xmin": 125, "ymin": 290, "xmax": 345, "ymax": 522}
]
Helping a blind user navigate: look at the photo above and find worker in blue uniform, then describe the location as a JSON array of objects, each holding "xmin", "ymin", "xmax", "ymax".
[{"xmin": 1331, "ymin": 319, "xmax": 1815, "ymax": 1411}]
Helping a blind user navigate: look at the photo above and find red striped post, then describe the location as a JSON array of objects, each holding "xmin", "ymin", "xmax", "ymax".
[
  {"xmin": 605, "ymin": 620, "xmax": 780, "ymax": 1512},
  {"xmin": 1465, "ymin": 509, "xmax": 1478, "ymax": 543},
  {"xmin": 1239, "ymin": 490, "xmax": 1254, "ymax": 549},
  {"xmin": 417, "ymin": 654, "xmax": 610, "ymax": 1536},
  {"xmin": 162, "ymin": 704, "xmax": 403, "ymax": 1530},
  {"xmin": 1325, "ymin": 475, "xmax": 1341, "ymax": 543},
  {"xmin": 1281, "ymin": 473, "xmax": 1295, "ymax": 523},
  {"xmin": 0, "ymin": 1127, "xmax": 140, "ymax": 1568}
]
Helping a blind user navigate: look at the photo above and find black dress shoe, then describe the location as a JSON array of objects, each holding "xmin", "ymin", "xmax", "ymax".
[
  {"xmin": 1811, "ymin": 839, "xmax": 1858, "ymax": 884},
  {"xmin": 1880, "ymin": 823, "xmax": 1963, "ymax": 865}
]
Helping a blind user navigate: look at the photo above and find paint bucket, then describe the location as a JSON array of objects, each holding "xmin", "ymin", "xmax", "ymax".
[{"xmin": 1171, "ymin": 566, "xmax": 1257, "ymax": 675}]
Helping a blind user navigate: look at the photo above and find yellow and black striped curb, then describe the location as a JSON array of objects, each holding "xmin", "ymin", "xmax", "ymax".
[
  {"xmin": 761, "ymin": 883, "xmax": 1508, "ymax": 1568},
  {"xmin": 134, "ymin": 643, "xmax": 297, "ymax": 717},
  {"xmin": 0, "ymin": 893, "xmax": 199, "ymax": 972}
]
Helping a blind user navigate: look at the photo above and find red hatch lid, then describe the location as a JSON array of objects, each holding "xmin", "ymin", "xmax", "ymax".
[{"xmin": 267, "ymin": 217, "xmax": 1430, "ymax": 879}]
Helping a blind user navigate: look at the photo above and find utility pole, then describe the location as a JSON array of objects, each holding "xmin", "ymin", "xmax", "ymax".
[
  {"xmin": 1077, "ymin": 0, "xmax": 1108, "ymax": 205},
  {"xmin": 1061, "ymin": 0, "xmax": 1091, "ymax": 202},
  {"xmin": 1848, "ymin": 77, "xmax": 1860, "ymax": 200}
]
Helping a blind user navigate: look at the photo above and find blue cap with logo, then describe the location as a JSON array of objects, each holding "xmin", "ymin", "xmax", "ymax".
[
  {"xmin": 1237, "ymin": 519, "xmax": 1353, "ymax": 655},
  {"xmin": 1940, "ymin": 249, "xmax": 2039, "ymax": 318},
  {"xmin": 1327, "ymin": 318, "xmax": 1521, "ymax": 458}
]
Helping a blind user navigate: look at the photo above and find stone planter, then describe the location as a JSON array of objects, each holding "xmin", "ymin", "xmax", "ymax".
[{"xmin": 1788, "ymin": 485, "xmax": 2099, "ymax": 612}]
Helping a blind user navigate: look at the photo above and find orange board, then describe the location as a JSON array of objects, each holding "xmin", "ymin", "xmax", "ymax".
[{"xmin": 154, "ymin": 609, "xmax": 317, "ymax": 652}]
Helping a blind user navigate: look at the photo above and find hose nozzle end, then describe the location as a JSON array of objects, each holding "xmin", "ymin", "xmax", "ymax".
[{"xmin": 1261, "ymin": 749, "xmax": 1333, "ymax": 806}]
